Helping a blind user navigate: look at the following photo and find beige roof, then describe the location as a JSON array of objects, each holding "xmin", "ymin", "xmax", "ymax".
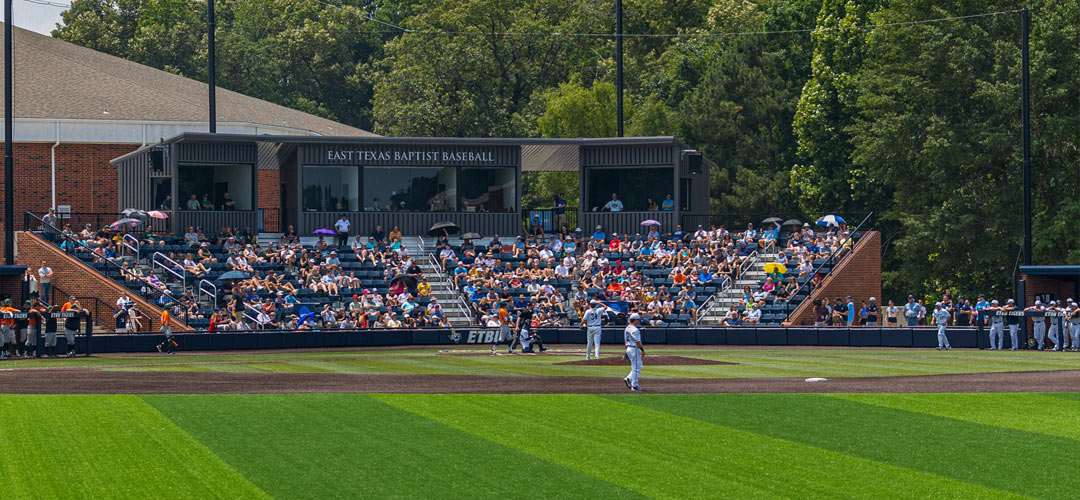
[{"xmin": 0, "ymin": 23, "xmax": 373, "ymax": 137}]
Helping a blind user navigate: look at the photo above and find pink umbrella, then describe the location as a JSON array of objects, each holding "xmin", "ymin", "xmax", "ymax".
[
  {"xmin": 640, "ymin": 219, "xmax": 661, "ymax": 227},
  {"xmin": 147, "ymin": 210, "xmax": 169, "ymax": 219}
]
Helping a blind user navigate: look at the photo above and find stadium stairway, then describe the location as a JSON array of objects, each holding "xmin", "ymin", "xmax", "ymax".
[{"xmin": 697, "ymin": 249, "xmax": 779, "ymax": 325}]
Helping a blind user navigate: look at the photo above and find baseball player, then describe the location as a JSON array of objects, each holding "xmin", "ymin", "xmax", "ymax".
[
  {"xmin": 23, "ymin": 300, "xmax": 43, "ymax": 358},
  {"xmin": 1068, "ymin": 302, "xmax": 1080, "ymax": 352},
  {"xmin": 1063, "ymin": 299, "xmax": 1076, "ymax": 351},
  {"xmin": 62, "ymin": 303, "xmax": 81, "ymax": 357},
  {"xmin": 1002, "ymin": 299, "xmax": 1020, "ymax": 350},
  {"xmin": 932, "ymin": 302, "xmax": 952, "ymax": 350},
  {"xmin": 490, "ymin": 302, "xmax": 513, "ymax": 354},
  {"xmin": 1047, "ymin": 301, "xmax": 1061, "ymax": 350},
  {"xmin": 156, "ymin": 309, "xmax": 176, "ymax": 355},
  {"xmin": 580, "ymin": 300, "xmax": 605, "ymax": 360},
  {"xmin": 43, "ymin": 305, "xmax": 59, "ymax": 358},
  {"xmin": 987, "ymin": 300, "xmax": 1004, "ymax": 350},
  {"xmin": 0, "ymin": 298, "xmax": 17, "ymax": 359},
  {"xmin": 623, "ymin": 313, "xmax": 645, "ymax": 391},
  {"xmin": 1026, "ymin": 301, "xmax": 1047, "ymax": 350}
]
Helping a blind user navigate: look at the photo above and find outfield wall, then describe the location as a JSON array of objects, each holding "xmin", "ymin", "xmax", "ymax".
[{"xmin": 71, "ymin": 326, "xmax": 1007, "ymax": 354}]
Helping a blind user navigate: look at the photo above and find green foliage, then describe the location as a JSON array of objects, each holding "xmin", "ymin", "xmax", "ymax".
[{"xmin": 537, "ymin": 81, "xmax": 620, "ymax": 138}]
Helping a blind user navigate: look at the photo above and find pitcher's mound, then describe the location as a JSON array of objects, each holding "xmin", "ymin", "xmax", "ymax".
[{"xmin": 557, "ymin": 356, "xmax": 736, "ymax": 366}]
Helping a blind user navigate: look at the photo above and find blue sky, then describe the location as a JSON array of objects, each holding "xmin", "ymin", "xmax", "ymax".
[{"xmin": 3, "ymin": 1, "xmax": 66, "ymax": 36}]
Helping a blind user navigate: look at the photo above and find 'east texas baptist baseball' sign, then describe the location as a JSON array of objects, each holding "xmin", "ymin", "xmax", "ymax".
[{"xmin": 326, "ymin": 149, "xmax": 498, "ymax": 163}]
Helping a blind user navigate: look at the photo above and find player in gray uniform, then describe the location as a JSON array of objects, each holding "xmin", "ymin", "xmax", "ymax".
[
  {"xmin": 1063, "ymin": 299, "xmax": 1076, "ymax": 351},
  {"xmin": 622, "ymin": 313, "xmax": 645, "ymax": 391},
  {"xmin": 1026, "ymin": 301, "xmax": 1047, "ymax": 350},
  {"xmin": 1068, "ymin": 302, "xmax": 1080, "ymax": 352},
  {"xmin": 932, "ymin": 302, "xmax": 951, "ymax": 350},
  {"xmin": 987, "ymin": 300, "xmax": 1004, "ymax": 350},
  {"xmin": 580, "ymin": 301, "xmax": 605, "ymax": 360},
  {"xmin": 0, "ymin": 298, "xmax": 16, "ymax": 359},
  {"xmin": 1002, "ymin": 299, "xmax": 1020, "ymax": 350},
  {"xmin": 1047, "ymin": 301, "xmax": 1061, "ymax": 350},
  {"xmin": 63, "ymin": 304, "xmax": 81, "ymax": 357}
]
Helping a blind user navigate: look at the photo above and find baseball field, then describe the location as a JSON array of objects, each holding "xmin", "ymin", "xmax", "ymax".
[{"xmin": 1, "ymin": 346, "xmax": 1077, "ymax": 499}]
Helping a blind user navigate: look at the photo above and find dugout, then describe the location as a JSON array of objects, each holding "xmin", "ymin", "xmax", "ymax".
[{"xmin": 111, "ymin": 134, "xmax": 712, "ymax": 237}]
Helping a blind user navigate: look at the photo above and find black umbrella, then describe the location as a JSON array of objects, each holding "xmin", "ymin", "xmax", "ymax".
[
  {"xmin": 427, "ymin": 221, "xmax": 460, "ymax": 236},
  {"xmin": 781, "ymin": 219, "xmax": 803, "ymax": 227},
  {"xmin": 390, "ymin": 274, "xmax": 419, "ymax": 292},
  {"xmin": 215, "ymin": 271, "xmax": 250, "ymax": 281},
  {"xmin": 762, "ymin": 217, "xmax": 783, "ymax": 224},
  {"xmin": 122, "ymin": 208, "xmax": 149, "ymax": 220},
  {"xmin": 461, "ymin": 232, "xmax": 481, "ymax": 240}
]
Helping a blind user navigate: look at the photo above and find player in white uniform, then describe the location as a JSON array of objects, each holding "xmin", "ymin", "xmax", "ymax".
[
  {"xmin": 932, "ymin": 302, "xmax": 951, "ymax": 350},
  {"xmin": 987, "ymin": 300, "xmax": 1004, "ymax": 350},
  {"xmin": 580, "ymin": 301, "xmax": 605, "ymax": 360},
  {"xmin": 1026, "ymin": 300, "xmax": 1047, "ymax": 350},
  {"xmin": 1068, "ymin": 302, "xmax": 1080, "ymax": 352},
  {"xmin": 1047, "ymin": 301, "xmax": 1062, "ymax": 350},
  {"xmin": 623, "ymin": 313, "xmax": 645, "ymax": 391}
]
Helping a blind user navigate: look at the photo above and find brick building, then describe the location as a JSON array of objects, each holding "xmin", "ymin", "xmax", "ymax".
[{"xmin": 0, "ymin": 23, "xmax": 371, "ymax": 257}]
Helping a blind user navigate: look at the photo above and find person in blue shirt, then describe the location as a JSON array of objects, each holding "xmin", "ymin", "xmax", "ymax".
[
  {"xmin": 602, "ymin": 193, "xmax": 624, "ymax": 212},
  {"xmin": 845, "ymin": 296, "xmax": 856, "ymax": 326},
  {"xmin": 661, "ymin": 194, "xmax": 675, "ymax": 211},
  {"xmin": 975, "ymin": 294, "xmax": 990, "ymax": 327},
  {"xmin": 903, "ymin": 295, "xmax": 920, "ymax": 326},
  {"xmin": 697, "ymin": 268, "xmax": 713, "ymax": 284},
  {"xmin": 671, "ymin": 225, "xmax": 687, "ymax": 241},
  {"xmin": 592, "ymin": 225, "xmax": 606, "ymax": 242}
]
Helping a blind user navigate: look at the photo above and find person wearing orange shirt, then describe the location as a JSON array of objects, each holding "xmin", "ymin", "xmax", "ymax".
[
  {"xmin": 0, "ymin": 298, "xmax": 18, "ymax": 359},
  {"xmin": 62, "ymin": 302, "xmax": 82, "ymax": 357},
  {"xmin": 156, "ymin": 309, "xmax": 176, "ymax": 355},
  {"xmin": 490, "ymin": 302, "xmax": 513, "ymax": 354},
  {"xmin": 61, "ymin": 295, "xmax": 79, "ymax": 312},
  {"xmin": 23, "ymin": 300, "xmax": 43, "ymax": 358}
]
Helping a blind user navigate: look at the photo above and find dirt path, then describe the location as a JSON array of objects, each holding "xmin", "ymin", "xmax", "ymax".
[{"xmin": 1, "ymin": 369, "xmax": 1078, "ymax": 394}]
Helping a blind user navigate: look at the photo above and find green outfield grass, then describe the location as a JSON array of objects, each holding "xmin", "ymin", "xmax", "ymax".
[
  {"xmin": 1, "ymin": 393, "xmax": 1075, "ymax": 499},
  {"xmin": 6, "ymin": 346, "xmax": 1080, "ymax": 379}
]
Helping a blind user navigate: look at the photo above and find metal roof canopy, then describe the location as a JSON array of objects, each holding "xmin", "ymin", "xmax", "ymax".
[
  {"xmin": 112, "ymin": 132, "xmax": 715, "ymax": 170},
  {"xmin": 1020, "ymin": 266, "xmax": 1080, "ymax": 278}
]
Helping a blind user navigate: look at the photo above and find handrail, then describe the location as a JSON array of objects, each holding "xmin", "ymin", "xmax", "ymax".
[
  {"xmin": 23, "ymin": 211, "xmax": 174, "ymax": 305},
  {"xmin": 694, "ymin": 275, "xmax": 732, "ymax": 325},
  {"xmin": 198, "ymin": 279, "xmax": 217, "ymax": 305},
  {"xmin": 417, "ymin": 236, "xmax": 425, "ymax": 254},
  {"xmin": 784, "ymin": 212, "xmax": 875, "ymax": 316},
  {"xmin": 121, "ymin": 233, "xmax": 140, "ymax": 262},
  {"xmin": 151, "ymin": 252, "xmax": 187, "ymax": 286},
  {"xmin": 427, "ymin": 251, "xmax": 471, "ymax": 325}
]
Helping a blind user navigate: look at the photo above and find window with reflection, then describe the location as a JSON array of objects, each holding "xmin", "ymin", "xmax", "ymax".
[
  {"xmin": 459, "ymin": 167, "xmax": 515, "ymax": 212},
  {"xmin": 363, "ymin": 166, "xmax": 457, "ymax": 212},
  {"xmin": 586, "ymin": 166, "xmax": 672, "ymax": 212},
  {"xmin": 302, "ymin": 166, "xmax": 359, "ymax": 212}
]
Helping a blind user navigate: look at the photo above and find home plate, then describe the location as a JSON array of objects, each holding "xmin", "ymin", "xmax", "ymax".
[{"xmin": 804, "ymin": 377, "xmax": 828, "ymax": 382}]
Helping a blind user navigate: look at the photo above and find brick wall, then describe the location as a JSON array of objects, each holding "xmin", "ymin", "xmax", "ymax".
[
  {"xmin": 0, "ymin": 273, "xmax": 25, "ymax": 302},
  {"xmin": 785, "ymin": 231, "xmax": 882, "ymax": 326},
  {"xmin": 257, "ymin": 169, "xmax": 281, "ymax": 232},
  {"xmin": 0, "ymin": 142, "xmax": 138, "ymax": 229},
  {"xmin": 1021, "ymin": 274, "xmax": 1077, "ymax": 330},
  {"xmin": 15, "ymin": 231, "xmax": 189, "ymax": 333}
]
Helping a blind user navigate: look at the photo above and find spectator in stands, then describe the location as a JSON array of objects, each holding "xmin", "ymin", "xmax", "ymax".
[
  {"xmin": 603, "ymin": 193, "xmax": 624, "ymax": 212},
  {"xmin": 222, "ymin": 192, "xmax": 236, "ymax": 210},
  {"xmin": 591, "ymin": 225, "xmax": 606, "ymax": 243},
  {"xmin": 661, "ymin": 194, "xmax": 675, "ymax": 211},
  {"xmin": 370, "ymin": 225, "xmax": 386, "ymax": 242},
  {"xmin": 159, "ymin": 194, "xmax": 172, "ymax": 210},
  {"xmin": 744, "ymin": 303, "xmax": 762, "ymax": 324},
  {"xmin": 813, "ymin": 300, "xmax": 829, "ymax": 327},
  {"xmin": 199, "ymin": 193, "xmax": 213, "ymax": 210},
  {"xmin": 723, "ymin": 305, "xmax": 742, "ymax": 326},
  {"xmin": 334, "ymin": 215, "xmax": 351, "ymax": 247},
  {"xmin": 186, "ymin": 194, "xmax": 200, "ymax": 210},
  {"xmin": 38, "ymin": 261, "xmax": 52, "ymax": 302}
]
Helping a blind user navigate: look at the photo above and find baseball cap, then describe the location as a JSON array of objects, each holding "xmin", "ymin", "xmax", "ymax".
[
  {"xmin": 908, "ymin": 294, "xmax": 915, "ymax": 299},
  {"xmin": 935, "ymin": 302, "xmax": 942, "ymax": 307},
  {"xmin": 1007, "ymin": 298, "xmax": 1015, "ymax": 304},
  {"xmin": 869, "ymin": 297, "xmax": 876, "ymax": 302},
  {"xmin": 991, "ymin": 299, "xmax": 999, "ymax": 304},
  {"xmin": 628, "ymin": 313, "xmax": 641, "ymax": 321},
  {"xmin": 1036, "ymin": 300, "xmax": 1043, "ymax": 305}
]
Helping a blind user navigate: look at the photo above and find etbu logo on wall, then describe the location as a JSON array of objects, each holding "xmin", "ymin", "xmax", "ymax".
[{"xmin": 450, "ymin": 329, "xmax": 500, "ymax": 344}]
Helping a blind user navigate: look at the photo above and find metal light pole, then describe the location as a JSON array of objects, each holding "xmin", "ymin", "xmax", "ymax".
[
  {"xmin": 615, "ymin": 0, "xmax": 623, "ymax": 137},
  {"xmin": 4, "ymin": 0, "xmax": 15, "ymax": 264},
  {"xmin": 208, "ymin": 0, "xmax": 217, "ymax": 133},
  {"xmin": 1020, "ymin": 7, "xmax": 1031, "ymax": 266}
]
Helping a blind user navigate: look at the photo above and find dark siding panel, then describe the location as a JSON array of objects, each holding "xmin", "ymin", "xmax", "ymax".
[
  {"xmin": 300, "ymin": 212, "xmax": 519, "ymax": 237},
  {"xmin": 176, "ymin": 143, "xmax": 257, "ymax": 164},
  {"xmin": 581, "ymin": 145, "xmax": 674, "ymax": 167},
  {"xmin": 117, "ymin": 155, "xmax": 153, "ymax": 210},
  {"xmin": 581, "ymin": 211, "xmax": 676, "ymax": 237},
  {"xmin": 176, "ymin": 211, "xmax": 260, "ymax": 233}
]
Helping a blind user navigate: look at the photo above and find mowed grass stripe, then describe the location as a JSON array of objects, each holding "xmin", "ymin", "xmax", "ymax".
[
  {"xmin": 375, "ymin": 394, "xmax": 1024, "ymax": 500},
  {"xmin": 831, "ymin": 393, "xmax": 1080, "ymax": 442},
  {"xmin": 615, "ymin": 394, "xmax": 1075, "ymax": 500},
  {"xmin": 0, "ymin": 395, "xmax": 270, "ymax": 500},
  {"xmin": 142, "ymin": 394, "xmax": 642, "ymax": 500}
]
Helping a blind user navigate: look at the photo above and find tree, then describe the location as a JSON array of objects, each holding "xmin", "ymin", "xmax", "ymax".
[
  {"xmin": 791, "ymin": 0, "xmax": 879, "ymax": 214},
  {"xmin": 365, "ymin": 0, "xmax": 607, "ymax": 137}
]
